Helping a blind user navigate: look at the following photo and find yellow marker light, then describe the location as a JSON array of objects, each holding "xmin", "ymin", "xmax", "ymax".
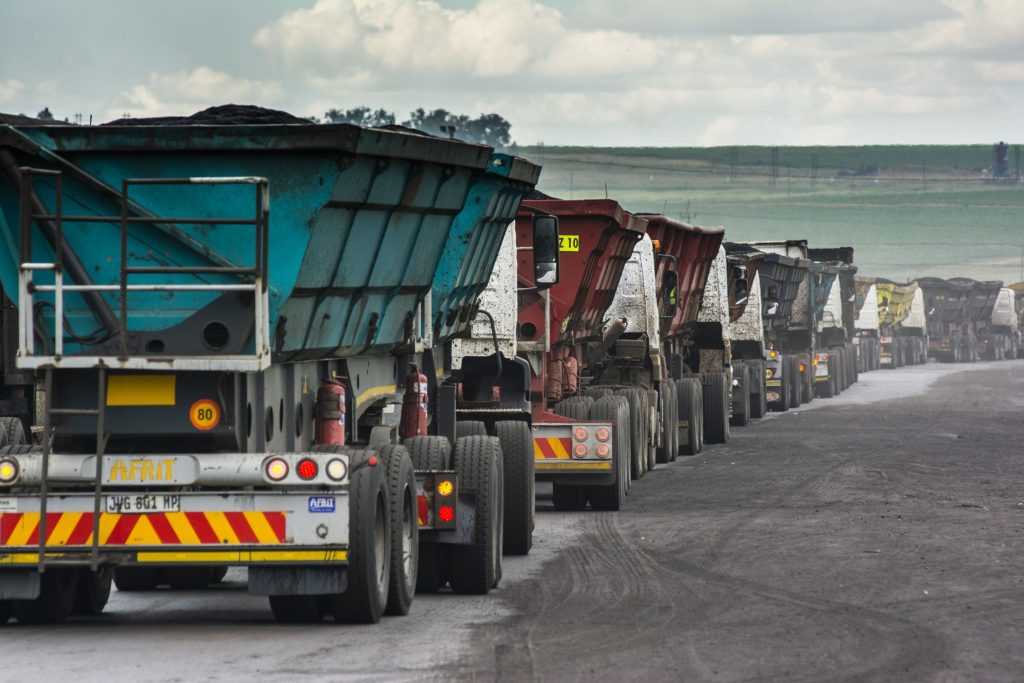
[
  {"xmin": 436, "ymin": 479, "xmax": 455, "ymax": 497},
  {"xmin": 265, "ymin": 457, "xmax": 289, "ymax": 482},
  {"xmin": 769, "ymin": 350, "xmax": 778, "ymax": 359},
  {"xmin": 799, "ymin": 363, "xmax": 807, "ymax": 373},
  {"xmin": 0, "ymin": 459, "xmax": 17, "ymax": 483}
]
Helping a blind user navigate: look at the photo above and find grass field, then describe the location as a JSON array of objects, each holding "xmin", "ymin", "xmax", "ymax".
[{"xmin": 518, "ymin": 145, "xmax": 1024, "ymax": 285}]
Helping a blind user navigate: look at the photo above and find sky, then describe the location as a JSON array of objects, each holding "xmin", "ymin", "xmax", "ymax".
[{"xmin": 1, "ymin": 0, "xmax": 1023, "ymax": 146}]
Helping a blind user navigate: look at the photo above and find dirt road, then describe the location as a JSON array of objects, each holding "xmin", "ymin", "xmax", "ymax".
[{"xmin": 4, "ymin": 362, "xmax": 1023, "ymax": 682}]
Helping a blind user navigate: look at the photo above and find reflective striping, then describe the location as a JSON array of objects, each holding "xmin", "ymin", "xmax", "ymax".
[
  {"xmin": 0, "ymin": 550, "xmax": 347, "ymax": 566},
  {"xmin": 106, "ymin": 374, "xmax": 176, "ymax": 406},
  {"xmin": 533, "ymin": 437, "xmax": 573, "ymax": 460},
  {"xmin": 535, "ymin": 461, "xmax": 612, "ymax": 472},
  {"xmin": 0, "ymin": 511, "xmax": 288, "ymax": 546}
]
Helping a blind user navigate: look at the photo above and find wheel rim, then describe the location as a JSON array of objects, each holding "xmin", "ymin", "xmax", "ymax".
[
  {"xmin": 374, "ymin": 491, "xmax": 388, "ymax": 596},
  {"xmin": 400, "ymin": 483, "xmax": 415, "ymax": 588}
]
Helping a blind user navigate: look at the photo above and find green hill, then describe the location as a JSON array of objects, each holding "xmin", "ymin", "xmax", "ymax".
[{"xmin": 518, "ymin": 145, "xmax": 1024, "ymax": 285}]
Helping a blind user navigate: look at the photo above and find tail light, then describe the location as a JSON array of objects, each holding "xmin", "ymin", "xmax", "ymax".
[
  {"xmin": 573, "ymin": 443, "xmax": 588, "ymax": 458},
  {"xmin": 325, "ymin": 458, "xmax": 348, "ymax": 482},
  {"xmin": 573, "ymin": 427, "xmax": 589, "ymax": 442},
  {"xmin": 595, "ymin": 427, "xmax": 610, "ymax": 442},
  {"xmin": 799, "ymin": 362, "xmax": 807, "ymax": 373},
  {"xmin": 596, "ymin": 444, "xmax": 611, "ymax": 458},
  {"xmin": 265, "ymin": 457, "xmax": 289, "ymax": 482},
  {"xmin": 438, "ymin": 505, "xmax": 456, "ymax": 524},
  {"xmin": 296, "ymin": 458, "xmax": 319, "ymax": 481}
]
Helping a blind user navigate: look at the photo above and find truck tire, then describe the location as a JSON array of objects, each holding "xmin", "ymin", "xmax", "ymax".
[
  {"xmin": 404, "ymin": 435, "xmax": 451, "ymax": 471},
  {"xmin": 12, "ymin": 568, "xmax": 79, "ymax": 624},
  {"xmin": 788, "ymin": 357, "xmax": 802, "ymax": 408},
  {"xmin": 0, "ymin": 417, "xmax": 26, "ymax": 446},
  {"xmin": 666, "ymin": 382, "xmax": 679, "ymax": 461},
  {"xmin": 587, "ymin": 396, "xmax": 630, "ymax": 509},
  {"xmin": 801, "ymin": 356, "xmax": 814, "ymax": 404},
  {"xmin": 614, "ymin": 387, "xmax": 647, "ymax": 480},
  {"xmin": 456, "ymin": 421, "xmax": 487, "ymax": 438},
  {"xmin": 555, "ymin": 396, "xmax": 593, "ymax": 421},
  {"xmin": 74, "ymin": 568, "xmax": 113, "ymax": 615},
  {"xmin": 552, "ymin": 484, "xmax": 588, "ymax": 511},
  {"xmin": 749, "ymin": 361, "xmax": 767, "ymax": 419},
  {"xmin": 328, "ymin": 450, "xmax": 391, "ymax": 624},
  {"xmin": 656, "ymin": 383, "xmax": 677, "ymax": 464},
  {"xmin": 701, "ymin": 372, "xmax": 730, "ymax": 444},
  {"xmin": 449, "ymin": 436, "xmax": 503, "ymax": 594},
  {"xmin": 676, "ymin": 378, "xmax": 703, "ymax": 454},
  {"xmin": 730, "ymin": 363, "xmax": 751, "ymax": 427},
  {"xmin": 645, "ymin": 389, "xmax": 658, "ymax": 472},
  {"xmin": 495, "ymin": 421, "xmax": 534, "ymax": 556},
  {"xmin": 113, "ymin": 567, "xmax": 160, "ymax": 591},
  {"xmin": 380, "ymin": 445, "xmax": 418, "ymax": 616}
]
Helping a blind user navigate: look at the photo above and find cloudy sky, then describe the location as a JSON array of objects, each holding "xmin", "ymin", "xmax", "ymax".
[{"xmin": 1, "ymin": 0, "xmax": 1022, "ymax": 145}]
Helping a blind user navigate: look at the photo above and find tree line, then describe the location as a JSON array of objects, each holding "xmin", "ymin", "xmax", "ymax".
[{"xmin": 318, "ymin": 107, "xmax": 513, "ymax": 149}]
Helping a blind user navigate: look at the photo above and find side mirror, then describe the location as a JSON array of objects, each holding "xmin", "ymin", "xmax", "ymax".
[
  {"xmin": 532, "ymin": 215, "xmax": 559, "ymax": 289},
  {"xmin": 765, "ymin": 300, "xmax": 781, "ymax": 317},
  {"xmin": 660, "ymin": 270, "xmax": 678, "ymax": 318}
]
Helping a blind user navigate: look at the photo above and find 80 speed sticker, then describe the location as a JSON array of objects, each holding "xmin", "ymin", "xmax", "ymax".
[{"xmin": 189, "ymin": 399, "xmax": 221, "ymax": 431}]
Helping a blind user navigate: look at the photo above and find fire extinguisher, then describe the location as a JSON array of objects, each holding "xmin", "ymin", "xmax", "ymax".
[
  {"xmin": 400, "ymin": 364, "xmax": 429, "ymax": 440},
  {"xmin": 316, "ymin": 379, "xmax": 346, "ymax": 446}
]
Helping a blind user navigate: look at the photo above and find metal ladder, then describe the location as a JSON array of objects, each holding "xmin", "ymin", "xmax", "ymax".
[{"xmin": 36, "ymin": 365, "xmax": 109, "ymax": 571}]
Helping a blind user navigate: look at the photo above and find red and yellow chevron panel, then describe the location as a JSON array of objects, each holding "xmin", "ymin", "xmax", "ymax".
[
  {"xmin": 533, "ymin": 437, "xmax": 572, "ymax": 460},
  {"xmin": 0, "ymin": 511, "xmax": 286, "ymax": 547}
]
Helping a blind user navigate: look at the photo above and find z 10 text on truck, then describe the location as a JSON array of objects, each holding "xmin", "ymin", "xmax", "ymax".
[{"xmin": 0, "ymin": 120, "xmax": 543, "ymax": 625}]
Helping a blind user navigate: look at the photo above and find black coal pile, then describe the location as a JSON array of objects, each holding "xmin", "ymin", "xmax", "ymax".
[{"xmin": 104, "ymin": 104, "xmax": 311, "ymax": 126}]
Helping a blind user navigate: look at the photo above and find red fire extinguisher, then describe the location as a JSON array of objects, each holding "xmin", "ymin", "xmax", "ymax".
[
  {"xmin": 400, "ymin": 365, "xmax": 429, "ymax": 440},
  {"xmin": 316, "ymin": 379, "xmax": 346, "ymax": 446}
]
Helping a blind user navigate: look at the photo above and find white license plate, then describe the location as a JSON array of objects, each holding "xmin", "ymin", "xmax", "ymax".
[{"xmin": 105, "ymin": 494, "xmax": 181, "ymax": 514}]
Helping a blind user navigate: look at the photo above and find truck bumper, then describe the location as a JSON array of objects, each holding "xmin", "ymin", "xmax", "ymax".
[
  {"xmin": 0, "ymin": 491, "xmax": 350, "ymax": 567},
  {"xmin": 533, "ymin": 421, "xmax": 615, "ymax": 485}
]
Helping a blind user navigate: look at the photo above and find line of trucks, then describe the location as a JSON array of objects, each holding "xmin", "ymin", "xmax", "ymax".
[{"xmin": 0, "ymin": 114, "xmax": 1016, "ymax": 625}]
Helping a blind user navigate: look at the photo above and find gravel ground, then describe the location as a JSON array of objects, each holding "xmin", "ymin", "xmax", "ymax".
[{"xmin": 3, "ymin": 361, "xmax": 1022, "ymax": 682}]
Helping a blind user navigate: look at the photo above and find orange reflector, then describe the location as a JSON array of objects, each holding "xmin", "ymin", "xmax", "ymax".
[{"xmin": 437, "ymin": 479, "xmax": 454, "ymax": 497}]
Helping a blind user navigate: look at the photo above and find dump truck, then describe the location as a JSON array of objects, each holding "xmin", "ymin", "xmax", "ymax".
[
  {"xmin": 741, "ymin": 241, "xmax": 816, "ymax": 409},
  {"xmin": 723, "ymin": 244, "xmax": 768, "ymax": 425},
  {"xmin": 425, "ymin": 152, "xmax": 545, "ymax": 565},
  {"xmin": 0, "ymin": 117, "xmax": 540, "ymax": 624},
  {"xmin": 599, "ymin": 215, "xmax": 724, "ymax": 468},
  {"xmin": 515, "ymin": 199, "xmax": 646, "ymax": 511},
  {"xmin": 976, "ymin": 285, "xmax": 1017, "ymax": 361},
  {"xmin": 917, "ymin": 278, "xmax": 978, "ymax": 362},
  {"xmin": 853, "ymin": 276, "xmax": 881, "ymax": 372},
  {"xmin": 805, "ymin": 248, "xmax": 859, "ymax": 397},
  {"xmin": 873, "ymin": 280, "xmax": 927, "ymax": 367},
  {"xmin": 1011, "ymin": 283, "xmax": 1024, "ymax": 358}
]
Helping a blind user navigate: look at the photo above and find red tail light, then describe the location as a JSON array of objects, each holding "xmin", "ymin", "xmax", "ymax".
[
  {"xmin": 438, "ymin": 505, "xmax": 455, "ymax": 523},
  {"xmin": 297, "ymin": 458, "xmax": 318, "ymax": 480}
]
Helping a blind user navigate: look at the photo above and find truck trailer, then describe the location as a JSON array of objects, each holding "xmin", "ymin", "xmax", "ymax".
[
  {"xmin": 807, "ymin": 247, "xmax": 859, "ymax": 396},
  {"xmin": 853, "ymin": 277, "xmax": 881, "ymax": 372},
  {"xmin": 0, "ymin": 119, "xmax": 543, "ymax": 624},
  {"xmin": 976, "ymin": 285, "xmax": 1017, "ymax": 361},
  {"xmin": 875, "ymin": 280, "xmax": 928, "ymax": 368},
  {"xmin": 724, "ymin": 245, "xmax": 768, "ymax": 425}
]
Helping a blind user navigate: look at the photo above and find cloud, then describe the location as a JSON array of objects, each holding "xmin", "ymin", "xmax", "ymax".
[
  {"xmin": 254, "ymin": 0, "xmax": 660, "ymax": 85},
  {"xmin": 107, "ymin": 67, "xmax": 282, "ymax": 119},
  {"xmin": 569, "ymin": 0, "xmax": 955, "ymax": 36},
  {"xmin": 0, "ymin": 80, "xmax": 24, "ymax": 105}
]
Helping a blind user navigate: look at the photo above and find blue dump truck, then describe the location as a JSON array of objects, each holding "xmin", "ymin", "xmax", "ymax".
[{"xmin": 0, "ymin": 113, "xmax": 550, "ymax": 624}]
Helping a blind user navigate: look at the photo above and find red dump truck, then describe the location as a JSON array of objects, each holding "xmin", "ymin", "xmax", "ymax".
[{"xmin": 516, "ymin": 200, "xmax": 647, "ymax": 510}]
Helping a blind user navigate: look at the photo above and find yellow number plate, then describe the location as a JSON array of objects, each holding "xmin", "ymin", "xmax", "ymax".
[
  {"xmin": 106, "ymin": 375, "xmax": 176, "ymax": 406},
  {"xmin": 558, "ymin": 235, "xmax": 580, "ymax": 252}
]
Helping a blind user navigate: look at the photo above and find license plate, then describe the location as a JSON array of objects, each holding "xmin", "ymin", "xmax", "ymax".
[
  {"xmin": 767, "ymin": 391, "xmax": 781, "ymax": 402},
  {"xmin": 105, "ymin": 494, "xmax": 181, "ymax": 514}
]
